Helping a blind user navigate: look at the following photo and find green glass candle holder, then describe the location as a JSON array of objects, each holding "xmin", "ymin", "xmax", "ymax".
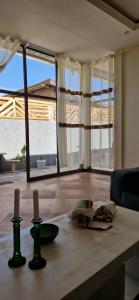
[
  {"xmin": 28, "ymin": 218, "xmax": 47, "ymax": 270},
  {"xmin": 8, "ymin": 217, "xmax": 26, "ymax": 268}
]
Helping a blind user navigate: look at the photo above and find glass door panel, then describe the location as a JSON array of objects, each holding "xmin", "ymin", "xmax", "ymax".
[
  {"xmin": 25, "ymin": 48, "xmax": 58, "ymax": 179},
  {"xmin": 0, "ymin": 94, "xmax": 26, "ymax": 180},
  {"xmin": 28, "ymin": 97, "xmax": 57, "ymax": 178},
  {"xmin": 26, "ymin": 49, "xmax": 56, "ymax": 98}
]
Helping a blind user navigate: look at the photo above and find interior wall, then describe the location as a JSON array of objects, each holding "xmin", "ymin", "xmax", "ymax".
[{"xmin": 114, "ymin": 47, "xmax": 139, "ymax": 169}]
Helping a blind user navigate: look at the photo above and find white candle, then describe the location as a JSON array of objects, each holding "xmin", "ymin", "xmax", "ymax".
[
  {"xmin": 14, "ymin": 189, "xmax": 20, "ymax": 218},
  {"xmin": 33, "ymin": 190, "xmax": 39, "ymax": 221}
]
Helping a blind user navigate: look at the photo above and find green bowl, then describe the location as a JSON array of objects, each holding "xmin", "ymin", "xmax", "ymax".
[{"xmin": 30, "ymin": 223, "xmax": 59, "ymax": 245}]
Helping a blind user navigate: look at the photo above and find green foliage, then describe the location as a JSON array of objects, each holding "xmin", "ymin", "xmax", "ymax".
[{"xmin": 16, "ymin": 145, "xmax": 26, "ymax": 161}]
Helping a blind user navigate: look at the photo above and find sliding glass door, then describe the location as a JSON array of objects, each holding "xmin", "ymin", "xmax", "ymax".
[
  {"xmin": 0, "ymin": 43, "xmax": 114, "ymax": 183},
  {"xmin": 24, "ymin": 47, "xmax": 58, "ymax": 180},
  {"xmin": 0, "ymin": 51, "xmax": 26, "ymax": 182}
]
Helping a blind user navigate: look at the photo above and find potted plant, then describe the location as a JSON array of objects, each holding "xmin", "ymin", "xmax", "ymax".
[{"xmin": 15, "ymin": 145, "xmax": 26, "ymax": 170}]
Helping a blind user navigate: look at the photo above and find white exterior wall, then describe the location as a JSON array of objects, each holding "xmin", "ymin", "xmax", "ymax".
[
  {"xmin": 0, "ymin": 120, "xmax": 81, "ymax": 159},
  {"xmin": 0, "ymin": 120, "xmax": 57, "ymax": 159},
  {"xmin": 0, "ymin": 120, "xmax": 109, "ymax": 160}
]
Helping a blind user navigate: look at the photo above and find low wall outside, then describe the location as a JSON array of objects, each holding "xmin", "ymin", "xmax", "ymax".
[{"xmin": 0, "ymin": 119, "xmax": 113, "ymax": 172}]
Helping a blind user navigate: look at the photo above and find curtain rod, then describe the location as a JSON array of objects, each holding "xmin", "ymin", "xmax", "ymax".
[
  {"xmin": 0, "ymin": 32, "xmax": 114, "ymax": 63},
  {"xmin": 0, "ymin": 32, "xmax": 57, "ymax": 58},
  {"xmin": 58, "ymin": 54, "xmax": 114, "ymax": 66},
  {"xmin": 92, "ymin": 54, "xmax": 114, "ymax": 65},
  {"xmin": 22, "ymin": 44, "xmax": 56, "ymax": 58}
]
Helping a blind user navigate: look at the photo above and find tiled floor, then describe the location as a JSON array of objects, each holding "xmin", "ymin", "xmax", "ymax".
[
  {"xmin": 1, "ymin": 165, "xmax": 79, "ymax": 181},
  {"xmin": 0, "ymin": 172, "xmax": 110, "ymax": 237}
]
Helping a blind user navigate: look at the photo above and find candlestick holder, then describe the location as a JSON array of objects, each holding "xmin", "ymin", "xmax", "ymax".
[
  {"xmin": 28, "ymin": 218, "xmax": 46, "ymax": 270},
  {"xmin": 8, "ymin": 217, "xmax": 26, "ymax": 268}
]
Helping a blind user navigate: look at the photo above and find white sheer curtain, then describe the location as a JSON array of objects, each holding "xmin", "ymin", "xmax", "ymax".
[
  {"xmin": 57, "ymin": 56, "xmax": 68, "ymax": 167},
  {"xmin": 57, "ymin": 55, "xmax": 114, "ymax": 171},
  {"xmin": 91, "ymin": 56, "xmax": 114, "ymax": 170},
  {"xmin": 0, "ymin": 36, "xmax": 20, "ymax": 72},
  {"xmin": 57, "ymin": 56, "xmax": 92, "ymax": 170},
  {"xmin": 114, "ymin": 53, "xmax": 123, "ymax": 169},
  {"xmin": 80, "ymin": 63, "xmax": 92, "ymax": 169}
]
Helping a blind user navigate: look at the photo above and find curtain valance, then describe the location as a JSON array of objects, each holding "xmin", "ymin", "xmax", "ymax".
[{"xmin": 0, "ymin": 36, "xmax": 20, "ymax": 72}]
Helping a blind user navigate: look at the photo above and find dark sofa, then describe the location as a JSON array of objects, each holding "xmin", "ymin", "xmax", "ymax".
[{"xmin": 110, "ymin": 167, "xmax": 139, "ymax": 211}]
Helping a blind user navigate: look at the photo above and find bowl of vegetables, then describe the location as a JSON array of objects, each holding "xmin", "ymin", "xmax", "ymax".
[{"xmin": 94, "ymin": 206, "xmax": 113, "ymax": 222}]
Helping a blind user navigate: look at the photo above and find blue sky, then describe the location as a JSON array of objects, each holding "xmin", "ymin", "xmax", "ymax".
[{"xmin": 0, "ymin": 53, "xmax": 56, "ymax": 91}]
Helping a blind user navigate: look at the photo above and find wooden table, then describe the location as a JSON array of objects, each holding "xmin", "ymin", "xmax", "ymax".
[{"xmin": 0, "ymin": 207, "xmax": 139, "ymax": 300}]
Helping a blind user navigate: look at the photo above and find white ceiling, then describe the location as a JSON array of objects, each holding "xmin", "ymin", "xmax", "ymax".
[{"xmin": 0, "ymin": 0, "xmax": 139, "ymax": 61}]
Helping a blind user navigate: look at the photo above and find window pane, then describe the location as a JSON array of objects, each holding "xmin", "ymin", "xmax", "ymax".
[
  {"xmin": 0, "ymin": 52, "xmax": 24, "ymax": 92},
  {"xmin": 91, "ymin": 128, "xmax": 113, "ymax": 170},
  {"xmin": 91, "ymin": 100, "xmax": 114, "ymax": 126},
  {"xmin": 60, "ymin": 127, "xmax": 81, "ymax": 172},
  {"xmin": 65, "ymin": 69, "xmax": 80, "ymax": 91},
  {"xmin": 0, "ymin": 93, "xmax": 26, "ymax": 177},
  {"xmin": 60, "ymin": 67, "xmax": 81, "ymax": 172},
  {"xmin": 26, "ymin": 49, "xmax": 56, "ymax": 97},
  {"xmin": 91, "ymin": 77, "xmax": 113, "ymax": 102},
  {"xmin": 67, "ymin": 127, "xmax": 80, "ymax": 166},
  {"xmin": 28, "ymin": 96, "xmax": 57, "ymax": 177}
]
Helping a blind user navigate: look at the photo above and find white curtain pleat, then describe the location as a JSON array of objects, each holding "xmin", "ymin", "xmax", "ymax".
[
  {"xmin": 114, "ymin": 53, "xmax": 123, "ymax": 169},
  {"xmin": 79, "ymin": 66, "xmax": 84, "ymax": 167},
  {"xmin": 57, "ymin": 56, "xmax": 68, "ymax": 167},
  {"xmin": 91, "ymin": 56, "xmax": 114, "ymax": 170},
  {"xmin": 81, "ymin": 64, "xmax": 91, "ymax": 169},
  {"xmin": 99, "ymin": 78, "xmax": 103, "ymax": 168},
  {"xmin": 108, "ymin": 56, "xmax": 114, "ymax": 169},
  {"xmin": 57, "ymin": 56, "xmax": 90, "ymax": 169},
  {"xmin": 0, "ymin": 36, "xmax": 20, "ymax": 72}
]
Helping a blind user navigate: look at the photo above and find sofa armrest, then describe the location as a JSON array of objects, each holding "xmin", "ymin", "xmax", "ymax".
[
  {"xmin": 110, "ymin": 167, "xmax": 139, "ymax": 205},
  {"xmin": 121, "ymin": 192, "xmax": 139, "ymax": 211},
  {"xmin": 122, "ymin": 172, "xmax": 139, "ymax": 194}
]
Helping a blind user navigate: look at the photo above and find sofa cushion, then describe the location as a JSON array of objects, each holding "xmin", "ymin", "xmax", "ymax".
[{"xmin": 121, "ymin": 192, "xmax": 139, "ymax": 211}]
